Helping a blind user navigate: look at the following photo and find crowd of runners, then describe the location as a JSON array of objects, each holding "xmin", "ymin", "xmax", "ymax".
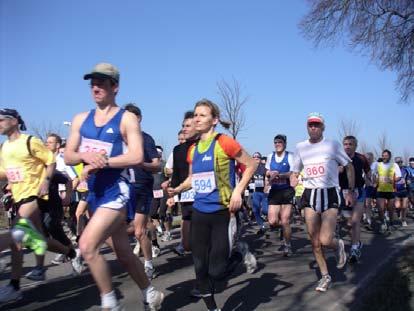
[{"xmin": 0, "ymin": 62, "xmax": 413, "ymax": 311}]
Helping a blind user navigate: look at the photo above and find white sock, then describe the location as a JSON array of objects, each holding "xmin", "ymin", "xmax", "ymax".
[
  {"xmin": 142, "ymin": 285, "xmax": 154, "ymax": 302},
  {"xmin": 144, "ymin": 260, "xmax": 153, "ymax": 269},
  {"xmin": 101, "ymin": 290, "xmax": 117, "ymax": 308}
]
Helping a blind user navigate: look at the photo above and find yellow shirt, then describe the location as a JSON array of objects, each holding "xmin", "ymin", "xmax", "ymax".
[{"xmin": 0, "ymin": 134, "xmax": 55, "ymax": 203}]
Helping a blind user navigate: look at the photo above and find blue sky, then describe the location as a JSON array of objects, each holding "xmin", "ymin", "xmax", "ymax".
[{"xmin": 1, "ymin": 1, "xmax": 413, "ymax": 159}]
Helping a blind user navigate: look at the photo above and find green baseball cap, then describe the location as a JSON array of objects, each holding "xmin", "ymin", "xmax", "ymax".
[{"xmin": 83, "ymin": 63, "xmax": 120, "ymax": 83}]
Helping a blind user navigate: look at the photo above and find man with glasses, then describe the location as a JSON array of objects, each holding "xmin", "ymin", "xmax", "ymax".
[
  {"xmin": 265, "ymin": 134, "xmax": 294, "ymax": 256},
  {"xmin": 291, "ymin": 112, "xmax": 354, "ymax": 292}
]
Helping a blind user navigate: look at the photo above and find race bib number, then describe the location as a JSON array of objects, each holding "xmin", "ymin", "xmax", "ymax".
[
  {"xmin": 192, "ymin": 171, "xmax": 216, "ymax": 194},
  {"xmin": 304, "ymin": 163, "xmax": 326, "ymax": 179},
  {"xmin": 79, "ymin": 138, "xmax": 113, "ymax": 156},
  {"xmin": 153, "ymin": 189, "xmax": 164, "ymax": 199},
  {"xmin": 254, "ymin": 179, "xmax": 264, "ymax": 188},
  {"xmin": 6, "ymin": 167, "xmax": 24, "ymax": 183},
  {"xmin": 244, "ymin": 189, "xmax": 250, "ymax": 197},
  {"xmin": 248, "ymin": 183, "xmax": 255, "ymax": 190},
  {"xmin": 77, "ymin": 180, "xmax": 88, "ymax": 191},
  {"xmin": 180, "ymin": 189, "xmax": 195, "ymax": 202},
  {"xmin": 379, "ymin": 176, "xmax": 392, "ymax": 183}
]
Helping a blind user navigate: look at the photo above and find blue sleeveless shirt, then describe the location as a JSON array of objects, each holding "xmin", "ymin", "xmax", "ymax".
[
  {"xmin": 79, "ymin": 108, "xmax": 129, "ymax": 211},
  {"xmin": 269, "ymin": 151, "xmax": 291, "ymax": 190}
]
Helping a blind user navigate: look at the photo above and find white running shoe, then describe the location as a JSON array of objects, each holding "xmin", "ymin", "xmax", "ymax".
[
  {"xmin": 152, "ymin": 246, "xmax": 161, "ymax": 258},
  {"xmin": 145, "ymin": 266, "xmax": 156, "ymax": 280},
  {"xmin": 133, "ymin": 240, "xmax": 141, "ymax": 256},
  {"xmin": 51, "ymin": 253, "xmax": 66, "ymax": 265},
  {"xmin": 315, "ymin": 275, "xmax": 332, "ymax": 292},
  {"xmin": 144, "ymin": 289, "xmax": 164, "ymax": 311},
  {"xmin": 161, "ymin": 232, "xmax": 172, "ymax": 242},
  {"xmin": 402, "ymin": 221, "xmax": 408, "ymax": 227},
  {"xmin": 0, "ymin": 284, "xmax": 22, "ymax": 302},
  {"xmin": 0, "ymin": 259, "xmax": 6, "ymax": 273},
  {"xmin": 71, "ymin": 249, "xmax": 84, "ymax": 275},
  {"xmin": 238, "ymin": 242, "xmax": 257, "ymax": 273}
]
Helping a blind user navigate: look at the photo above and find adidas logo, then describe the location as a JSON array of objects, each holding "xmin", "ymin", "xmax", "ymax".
[
  {"xmin": 202, "ymin": 155, "xmax": 212, "ymax": 162},
  {"xmin": 106, "ymin": 128, "xmax": 114, "ymax": 134}
]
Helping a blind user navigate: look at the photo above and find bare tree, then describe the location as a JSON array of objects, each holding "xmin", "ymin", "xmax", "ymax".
[
  {"xmin": 358, "ymin": 140, "xmax": 370, "ymax": 155},
  {"xmin": 337, "ymin": 118, "xmax": 359, "ymax": 140},
  {"xmin": 403, "ymin": 148, "xmax": 411, "ymax": 165},
  {"xmin": 300, "ymin": 1, "xmax": 414, "ymax": 102},
  {"xmin": 375, "ymin": 131, "xmax": 391, "ymax": 158},
  {"xmin": 29, "ymin": 121, "xmax": 64, "ymax": 142},
  {"xmin": 217, "ymin": 78, "xmax": 248, "ymax": 139}
]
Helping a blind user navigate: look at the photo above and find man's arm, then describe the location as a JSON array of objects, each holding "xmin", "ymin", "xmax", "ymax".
[{"xmin": 142, "ymin": 158, "xmax": 161, "ymax": 173}]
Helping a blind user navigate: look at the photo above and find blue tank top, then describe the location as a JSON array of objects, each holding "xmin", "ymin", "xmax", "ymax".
[
  {"xmin": 407, "ymin": 167, "xmax": 414, "ymax": 190},
  {"xmin": 192, "ymin": 136, "xmax": 235, "ymax": 213},
  {"xmin": 395, "ymin": 167, "xmax": 408, "ymax": 192},
  {"xmin": 269, "ymin": 151, "xmax": 291, "ymax": 190},
  {"xmin": 79, "ymin": 108, "xmax": 128, "ymax": 209}
]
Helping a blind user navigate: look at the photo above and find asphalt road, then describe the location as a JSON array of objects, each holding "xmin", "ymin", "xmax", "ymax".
[{"xmin": 0, "ymin": 215, "xmax": 413, "ymax": 311}]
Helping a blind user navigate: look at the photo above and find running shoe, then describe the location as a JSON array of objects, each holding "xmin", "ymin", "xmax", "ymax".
[
  {"xmin": 402, "ymin": 221, "xmax": 408, "ymax": 227},
  {"xmin": 71, "ymin": 249, "xmax": 84, "ymax": 275},
  {"xmin": 315, "ymin": 275, "xmax": 332, "ymax": 292},
  {"xmin": 380, "ymin": 222, "xmax": 388, "ymax": 234},
  {"xmin": 283, "ymin": 245, "xmax": 292, "ymax": 257},
  {"xmin": 0, "ymin": 284, "xmax": 22, "ymax": 303},
  {"xmin": 13, "ymin": 218, "xmax": 47, "ymax": 256},
  {"xmin": 173, "ymin": 244, "xmax": 185, "ymax": 256},
  {"xmin": 161, "ymin": 232, "xmax": 172, "ymax": 242},
  {"xmin": 101, "ymin": 303, "xmax": 125, "ymax": 311},
  {"xmin": 145, "ymin": 266, "xmax": 156, "ymax": 280},
  {"xmin": 156, "ymin": 226, "xmax": 163, "ymax": 237},
  {"xmin": 144, "ymin": 289, "xmax": 164, "ymax": 311},
  {"xmin": 238, "ymin": 242, "xmax": 257, "ymax": 273},
  {"xmin": 152, "ymin": 246, "xmax": 161, "ymax": 258},
  {"xmin": 335, "ymin": 239, "xmax": 347, "ymax": 269},
  {"xmin": 51, "ymin": 253, "xmax": 66, "ymax": 265},
  {"xmin": 190, "ymin": 288, "xmax": 202, "ymax": 298},
  {"xmin": 0, "ymin": 259, "xmax": 6, "ymax": 273},
  {"xmin": 133, "ymin": 240, "xmax": 141, "ymax": 256},
  {"xmin": 256, "ymin": 227, "xmax": 266, "ymax": 236},
  {"xmin": 26, "ymin": 266, "xmax": 46, "ymax": 281}
]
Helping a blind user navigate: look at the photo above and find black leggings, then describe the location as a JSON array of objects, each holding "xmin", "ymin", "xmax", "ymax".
[{"xmin": 191, "ymin": 208, "xmax": 234, "ymax": 296}]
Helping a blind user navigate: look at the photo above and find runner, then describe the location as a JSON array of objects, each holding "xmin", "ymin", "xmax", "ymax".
[
  {"xmin": 290, "ymin": 112, "xmax": 354, "ymax": 292},
  {"xmin": 124, "ymin": 103, "xmax": 161, "ymax": 280},
  {"xmin": 0, "ymin": 109, "xmax": 53, "ymax": 301},
  {"xmin": 45, "ymin": 133, "xmax": 79, "ymax": 266},
  {"xmin": 167, "ymin": 111, "xmax": 199, "ymax": 256},
  {"xmin": 170, "ymin": 99, "xmax": 257, "ymax": 311},
  {"xmin": 250, "ymin": 152, "xmax": 268, "ymax": 235},
  {"xmin": 64, "ymin": 63, "xmax": 163, "ymax": 310},
  {"xmin": 371, "ymin": 150, "xmax": 401, "ymax": 233},
  {"xmin": 148, "ymin": 145, "xmax": 168, "ymax": 257},
  {"xmin": 364, "ymin": 152, "xmax": 376, "ymax": 230},
  {"xmin": 394, "ymin": 157, "xmax": 409, "ymax": 227},
  {"xmin": 407, "ymin": 158, "xmax": 414, "ymax": 208},
  {"xmin": 339, "ymin": 136, "xmax": 370, "ymax": 263},
  {"xmin": 265, "ymin": 134, "xmax": 294, "ymax": 256}
]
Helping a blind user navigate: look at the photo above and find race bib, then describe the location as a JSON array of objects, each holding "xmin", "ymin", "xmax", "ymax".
[
  {"xmin": 248, "ymin": 183, "xmax": 255, "ymax": 190},
  {"xmin": 304, "ymin": 163, "xmax": 326, "ymax": 179},
  {"xmin": 77, "ymin": 180, "xmax": 88, "ymax": 191},
  {"xmin": 244, "ymin": 189, "xmax": 250, "ymax": 197},
  {"xmin": 379, "ymin": 176, "xmax": 392, "ymax": 183},
  {"xmin": 79, "ymin": 137, "xmax": 113, "ymax": 156},
  {"xmin": 254, "ymin": 179, "xmax": 264, "ymax": 188},
  {"xmin": 192, "ymin": 171, "xmax": 216, "ymax": 194},
  {"xmin": 6, "ymin": 167, "xmax": 24, "ymax": 183},
  {"xmin": 153, "ymin": 189, "xmax": 164, "ymax": 199},
  {"xmin": 180, "ymin": 189, "xmax": 195, "ymax": 202}
]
